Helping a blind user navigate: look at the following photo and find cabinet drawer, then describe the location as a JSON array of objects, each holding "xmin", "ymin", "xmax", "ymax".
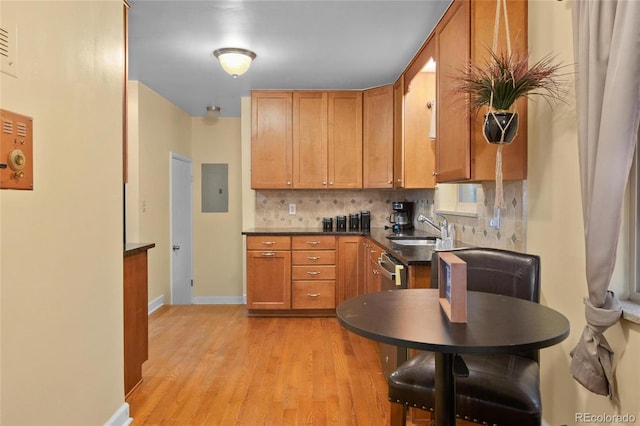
[
  {"xmin": 292, "ymin": 281, "xmax": 336, "ymax": 309},
  {"xmin": 247, "ymin": 235, "xmax": 291, "ymax": 250},
  {"xmin": 292, "ymin": 235, "xmax": 336, "ymax": 250},
  {"xmin": 292, "ymin": 265, "xmax": 336, "ymax": 280},
  {"xmin": 292, "ymin": 250, "xmax": 336, "ymax": 265}
]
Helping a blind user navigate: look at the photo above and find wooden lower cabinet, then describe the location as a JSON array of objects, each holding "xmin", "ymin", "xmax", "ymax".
[
  {"xmin": 124, "ymin": 245, "xmax": 154, "ymax": 397},
  {"xmin": 292, "ymin": 281, "xmax": 335, "ymax": 309},
  {"xmin": 246, "ymin": 235, "xmax": 336, "ymax": 315},
  {"xmin": 364, "ymin": 241, "xmax": 384, "ymax": 294},
  {"xmin": 246, "ymin": 236, "xmax": 292, "ymax": 310},
  {"xmin": 336, "ymin": 236, "xmax": 365, "ymax": 304},
  {"xmin": 246, "ymin": 234, "xmax": 428, "ymax": 315},
  {"xmin": 291, "ymin": 236, "xmax": 336, "ymax": 310}
]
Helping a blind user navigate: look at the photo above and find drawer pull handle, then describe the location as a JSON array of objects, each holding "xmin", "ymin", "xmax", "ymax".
[
  {"xmin": 307, "ymin": 271, "xmax": 321, "ymax": 275},
  {"xmin": 261, "ymin": 241, "xmax": 276, "ymax": 246},
  {"xmin": 261, "ymin": 252, "xmax": 276, "ymax": 257},
  {"xmin": 306, "ymin": 241, "xmax": 320, "ymax": 246},
  {"xmin": 307, "ymin": 293, "xmax": 321, "ymax": 298},
  {"xmin": 307, "ymin": 256, "xmax": 320, "ymax": 260}
]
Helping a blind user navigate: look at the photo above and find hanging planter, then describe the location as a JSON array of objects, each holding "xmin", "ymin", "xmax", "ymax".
[
  {"xmin": 451, "ymin": 0, "xmax": 566, "ymax": 209},
  {"xmin": 483, "ymin": 110, "xmax": 519, "ymax": 144}
]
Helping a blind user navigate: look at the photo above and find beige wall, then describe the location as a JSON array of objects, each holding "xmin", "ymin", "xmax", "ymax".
[
  {"xmin": 191, "ymin": 117, "xmax": 243, "ymax": 300},
  {"xmin": 0, "ymin": 1, "xmax": 125, "ymax": 424},
  {"xmin": 528, "ymin": 2, "xmax": 640, "ymax": 423},
  {"xmin": 127, "ymin": 82, "xmax": 191, "ymax": 304}
]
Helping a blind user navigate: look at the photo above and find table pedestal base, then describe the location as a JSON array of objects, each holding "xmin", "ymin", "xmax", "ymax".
[{"xmin": 434, "ymin": 353, "xmax": 456, "ymax": 426}]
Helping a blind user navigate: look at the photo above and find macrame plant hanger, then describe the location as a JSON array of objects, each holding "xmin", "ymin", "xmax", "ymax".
[{"xmin": 486, "ymin": 0, "xmax": 517, "ymax": 210}]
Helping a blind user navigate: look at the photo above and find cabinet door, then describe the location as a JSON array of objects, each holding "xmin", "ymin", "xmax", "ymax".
[
  {"xmin": 246, "ymin": 250, "xmax": 291, "ymax": 310},
  {"xmin": 393, "ymin": 77, "xmax": 405, "ymax": 188},
  {"xmin": 124, "ymin": 251, "xmax": 148, "ymax": 396},
  {"xmin": 470, "ymin": 0, "xmax": 528, "ymax": 180},
  {"xmin": 293, "ymin": 91, "xmax": 328, "ymax": 189},
  {"xmin": 364, "ymin": 242, "xmax": 383, "ymax": 294},
  {"xmin": 404, "ymin": 35, "xmax": 437, "ymax": 189},
  {"xmin": 435, "ymin": 0, "xmax": 471, "ymax": 182},
  {"xmin": 366, "ymin": 249, "xmax": 382, "ymax": 294},
  {"xmin": 328, "ymin": 91, "xmax": 363, "ymax": 188},
  {"xmin": 251, "ymin": 91, "xmax": 293, "ymax": 189},
  {"xmin": 363, "ymin": 85, "xmax": 394, "ymax": 188},
  {"xmin": 336, "ymin": 236, "xmax": 364, "ymax": 304}
]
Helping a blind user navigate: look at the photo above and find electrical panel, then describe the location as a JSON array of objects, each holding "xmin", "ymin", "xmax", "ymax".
[{"xmin": 1, "ymin": 109, "xmax": 33, "ymax": 190}]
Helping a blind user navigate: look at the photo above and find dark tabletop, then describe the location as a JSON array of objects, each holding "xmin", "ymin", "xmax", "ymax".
[{"xmin": 337, "ymin": 289, "xmax": 570, "ymax": 354}]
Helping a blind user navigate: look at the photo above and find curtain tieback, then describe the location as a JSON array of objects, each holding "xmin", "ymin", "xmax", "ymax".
[{"xmin": 569, "ymin": 291, "xmax": 622, "ymax": 398}]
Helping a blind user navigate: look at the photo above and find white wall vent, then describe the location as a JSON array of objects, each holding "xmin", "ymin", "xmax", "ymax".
[{"xmin": 0, "ymin": 24, "xmax": 17, "ymax": 78}]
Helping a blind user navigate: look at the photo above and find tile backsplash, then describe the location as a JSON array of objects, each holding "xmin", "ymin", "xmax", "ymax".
[
  {"xmin": 254, "ymin": 181, "xmax": 526, "ymax": 251},
  {"xmin": 254, "ymin": 189, "xmax": 419, "ymax": 229}
]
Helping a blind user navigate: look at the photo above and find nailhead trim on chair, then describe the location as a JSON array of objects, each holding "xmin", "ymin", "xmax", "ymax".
[{"xmin": 389, "ymin": 397, "xmax": 500, "ymax": 425}]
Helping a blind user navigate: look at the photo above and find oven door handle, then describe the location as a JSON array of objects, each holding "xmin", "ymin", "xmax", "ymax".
[
  {"xmin": 379, "ymin": 254, "xmax": 405, "ymax": 287},
  {"xmin": 378, "ymin": 257, "xmax": 396, "ymax": 281}
]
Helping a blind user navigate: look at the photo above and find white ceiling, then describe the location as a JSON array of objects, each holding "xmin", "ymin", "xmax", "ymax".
[{"xmin": 128, "ymin": 0, "xmax": 452, "ymax": 117}]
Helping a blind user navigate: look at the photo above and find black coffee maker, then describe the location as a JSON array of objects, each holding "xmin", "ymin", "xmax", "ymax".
[{"xmin": 388, "ymin": 201, "xmax": 414, "ymax": 233}]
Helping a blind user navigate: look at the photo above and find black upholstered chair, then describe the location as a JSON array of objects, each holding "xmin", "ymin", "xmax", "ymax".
[{"xmin": 388, "ymin": 248, "xmax": 542, "ymax": 426}]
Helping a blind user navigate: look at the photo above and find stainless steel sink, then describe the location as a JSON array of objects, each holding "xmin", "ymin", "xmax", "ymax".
[{"xmin": 389, "ymin": 239, "xmax": 437, "ymax": 246}]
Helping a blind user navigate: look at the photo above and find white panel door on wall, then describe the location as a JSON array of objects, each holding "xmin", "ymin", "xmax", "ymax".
[{"xmin": 170, "ymin": 153, "xmax": 193, "ymax": 304}]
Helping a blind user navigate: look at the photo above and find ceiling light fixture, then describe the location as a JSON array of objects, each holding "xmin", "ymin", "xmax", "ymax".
[
  {"xmin": 213, "ymin": 48, "xmax": 257, "ymax": 78},
  {"xmin": 205, "ymin": 105, "xmax": 221, "ymax": 119}
]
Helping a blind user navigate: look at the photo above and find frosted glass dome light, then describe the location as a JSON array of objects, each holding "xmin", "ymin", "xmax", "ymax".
[{"xmin": 213, "ymin": 48, "xmax": 257, "ymax": 78}]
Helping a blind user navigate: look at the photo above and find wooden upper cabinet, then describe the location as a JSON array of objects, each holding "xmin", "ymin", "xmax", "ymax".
[
  {"xmin": 363, "ymin": 85, "xmax": 394, "ymax": 188},
  {"xmin": 403, "ymin": 34, "xmax": 437, "ymax": 189},
  {"xmin": 435, "ymin": 0, "xmax": 527, "ymax": 183},
  {"xmin": 435, "ymin": 0, "xmax": 471, "ymax": 182},
  {"xmin": 252, "ymin": 90, "xmax": 362, "ymax": 189},
  {"xmin": 470, "ymin": 0, "xmax": 527, "ymax": 181},
  {"xmin": 293, "ymin": 91, "xmax": 363, "ymax": 189},
  {"xmin": 393, "ymin": 77, "xmax": 405, "ymax": 189},
  {"xmin": 293, "ymin": 92, "xmax": 328, "ymax": 189},
  {"xmin": 328, "ymin": 91, "xmax": 363, "ymax": 188},
  {"xmin": 251, "ymin": 91, "xmax": 293, "ymax": 189}
]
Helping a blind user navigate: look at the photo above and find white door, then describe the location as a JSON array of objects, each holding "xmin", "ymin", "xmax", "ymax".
[{"xmin": 170, "ymin": 153, "xmax": 193, "ymax": 304}]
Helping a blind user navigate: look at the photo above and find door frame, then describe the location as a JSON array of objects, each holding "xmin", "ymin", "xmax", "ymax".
[{"xmin": 170, "ymin": 152, "xmax": 193, "ymax": 304}]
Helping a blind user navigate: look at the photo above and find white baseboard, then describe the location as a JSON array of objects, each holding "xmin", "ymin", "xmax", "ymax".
[
  {"xmin": 104, "ymin": 402, "xmax": 132, "ymax": 426},
  {"xmin": 148, "ymin": 294, "xmax": 164, "ymax": 314},
  {"xmin": 192, "ymin": 296, "xmax": 245, "ymax": 305}
]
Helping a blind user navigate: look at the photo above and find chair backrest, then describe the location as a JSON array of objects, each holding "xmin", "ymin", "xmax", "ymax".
[{"xmin": 430, "ymin": 247, "xmax": 541, "ymax": 360}]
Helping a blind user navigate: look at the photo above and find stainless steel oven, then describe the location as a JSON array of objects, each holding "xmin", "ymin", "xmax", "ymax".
[{"xmin": 378, "ymin": 252, "xmax": 408, "ymax": 379}]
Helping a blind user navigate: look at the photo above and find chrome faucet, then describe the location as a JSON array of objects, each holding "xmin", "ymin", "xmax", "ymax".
[
  {"xmin": 417, "ymin": 214, "xmax": 440, "ymax": 232},
  {"xmin": 417, "ymin": 213, "xmax": 448, "ymax": 237}
]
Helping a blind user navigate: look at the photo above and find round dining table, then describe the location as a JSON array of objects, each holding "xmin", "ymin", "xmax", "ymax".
[{"xmin": 336, "ymin": 289, "xmax": 570, "ymax": 426}]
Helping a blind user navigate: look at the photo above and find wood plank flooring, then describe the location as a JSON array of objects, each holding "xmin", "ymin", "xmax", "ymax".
[
  {"xmin": 126, "ymin": 305, "xmax": 394, "ymax": 425},
  {"xmin": 126, "ymin": 305, "xmax": 477, "ymax": 425}
]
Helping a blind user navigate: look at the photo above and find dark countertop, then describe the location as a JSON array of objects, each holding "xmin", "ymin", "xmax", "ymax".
[
  {"xmin": 242, "ymin": 227, "xmax": 448, "ymax": 266},
  {"xmin": 124, "ymin": 243, "xmax": 156, "ymax": 256}
]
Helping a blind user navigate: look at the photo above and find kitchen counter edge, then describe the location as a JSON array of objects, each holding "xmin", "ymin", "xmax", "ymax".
[
  {"xmin": 125, "ymin": 243, "xmax": 156, "ymax": 256},
  {"xmin": 242, "ymin": 228, "xmax": 439, "ymax": 266}
]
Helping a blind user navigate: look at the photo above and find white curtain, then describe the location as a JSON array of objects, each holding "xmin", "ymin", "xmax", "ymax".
[{"xmin": 570, "ymin": 0, "xmax": 640, "ymax": 398}]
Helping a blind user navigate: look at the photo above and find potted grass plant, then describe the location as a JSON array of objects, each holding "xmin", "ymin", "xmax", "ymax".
[{"xmin": 454, "ymin": 49, "xmax": 566, "ymax": 144}]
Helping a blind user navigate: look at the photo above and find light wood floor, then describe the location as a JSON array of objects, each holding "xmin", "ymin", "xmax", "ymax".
[
  {"xmin": 127, "ymin": 305, "xmax": 395, "ymax": 425},
  {"xmin": 126, "ymin": 305, "xmax": 475, "ymax": 426}
]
